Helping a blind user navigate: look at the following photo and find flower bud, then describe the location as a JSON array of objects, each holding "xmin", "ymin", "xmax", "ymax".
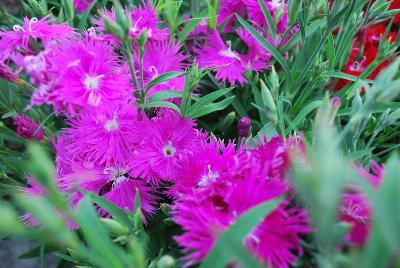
[
  {"xmin": 0, "ymin": 62, "xmax": 20, "ymax": 84},
  {"xmin": 157, "ymin": 255, "xmax": 175, "ymax": 268},
  {"xmin": 331, "ymin": 96, "xmax": 341, "ymax": 109},
  {"xmin": 100, "ymin": 218, "xmax": 129, "ymax": 236},
  {"xmin": 13, "ymin": 115, "xmax": 44, "ymax": 141},
  {"xmin": 237, "ymin": 117, "xmax": 251, "ymax": 137}
]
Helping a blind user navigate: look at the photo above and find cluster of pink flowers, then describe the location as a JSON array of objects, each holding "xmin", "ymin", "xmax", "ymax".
[{"xmin": 0, "ymin": 0, "xmax": 389, "ymax": 267}]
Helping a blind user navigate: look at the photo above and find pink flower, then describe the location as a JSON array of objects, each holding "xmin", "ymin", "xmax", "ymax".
[
  {"xmin": 173, "ymin": 144, "xmax": 310, "ymax": 267},
  {"xmin": 172, "ymin": 139, "xmax": 236, "ymax": 196},
  {"xmin": 339, "ymin": 193, "xmax": 371, "ymax": 246},
  {"xmin": 244, "ymin": 0, "xmax": 288, "ymax": 34},
  {"xmin": 59, "ymin": 163, "xmax": 156, "ymax": 219},
  {"xmin": 73, "ymin": 0, "xmax": 94, "ymax": 13},
  {"xmin": 60, "ymin": 104, "xmax": 140, "ymax": 167},
  {"xmin": 136, "ymin": 41, "xmax": 188, "ymax": 97},
  {"xmin": 129, "ymin": 1, "xmax": 169, "ymax": 41},
  {"xmin": 130, "ymin": 110, "xmax": 206, "ymax": 183},
  {"xmin": 217, "ymin": 0, "xmax": 247, "ymax": 32},
  {"xmin": 0, "ymin": 16, "xmax": 75, "ymax": 62},
  {"xmin": 338, "ymin": 161, "xmax": 384, "ymax": 247},
  {"xmin": 13, "ymin": 114, "xmax": 45, "ymax": 141},
  {"xmin": 237, "ymin": 27, "xmax": 272, "ymax": 72},
  {"xmin": 94, "ymin": 2, "xmax": 169, "ymax": 42},
  {"xmin": 195, "ymin": 31, "xmax": 246, "ymax": 85},
  {"xmin": 27, "ymin": 37, "xmax": 131, "ymax": 116}
]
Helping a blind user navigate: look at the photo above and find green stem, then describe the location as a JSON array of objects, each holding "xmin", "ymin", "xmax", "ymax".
[
  {"xmin": 138, "ymin": 47, "xmax": 146, "ymax": 104},
  {"xmin": 123, "ymin": 41, "xmax": 139, "ymax": 92}
]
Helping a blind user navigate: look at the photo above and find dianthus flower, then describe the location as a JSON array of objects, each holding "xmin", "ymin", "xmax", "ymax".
[
  {"xmin": 173, "ymin": 151, "xmax": 310, "ymax": 268},
  {"xmin": 26, "ymin": 37, "xmax": 131, "ymax": 116},
  {"xmin": 60, "ymin": 104, "xmax": 140, "ymax": 167},
  {"xmin": 130, "ymin": 110, "xmax": 207, "ymax": 183},
  {"xmin": 13, "ymin": 114, "xmax": 45, "ymax": 141},
  {"xmin": 74, "ymin": 0, "xmax": 93, "ymax": 13},
  {"xmin": 196, "ymin": 31, "xmax": 247, "ymax": 85},
  {"xmin": 135, "ymin": 41, "xmax": 188, "ymax": 97},
  {"xmin": 0, "ymin": 16, "xmax": 74, "ymax": 62}
]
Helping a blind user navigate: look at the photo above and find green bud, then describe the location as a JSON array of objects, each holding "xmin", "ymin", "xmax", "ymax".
[
  {"xmin": 100, "ymin": 218, "xmax": 129, "ymax": 237},
  {"xmin": 133, "ymin": 208, "xmax": 144, "ymax": 229},
  {"xmin": 269, "ymin": 65, "xmax": 279, "ymax": 97},
  {"xmin": 157, "ymin": 255, "xmax": 175, "ymax": 268},
  {"xmin": 219, "ymin": 111, "xmax": 236, "ymax": 132},
  {"xmin": 113, "ymin": 0, "xmax": 130, "ymax": 34},
  {"xmin": 103, "ymin": 16, "xmax": 125, "ymax": 40},
  {"xmin": 137, "ymin": 30, "xmax": 148, "ymax": 53},
  {"xmin": 261, "ymin": 80, "xmax": 277, "ymax": 113}
]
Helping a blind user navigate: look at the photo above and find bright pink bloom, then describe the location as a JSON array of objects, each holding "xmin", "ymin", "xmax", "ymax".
[
  {"xmin": 0, "ymin": 16, "xmax": 75, "ymax": 61},
  {"xmin": 339, "ymin": 193, "xmax": 371, "ymax": 246},
  {"xmin": 217, "ymin": 0, "xmax": 247, "ymax": 32},
  {"xmin": 60, "ymin": 104, "xmax": 140, "ymax": 167},
  {"xmin": 245, "ymin": 0, "xmax": 288, "ymax": 33},
  {"xmin": 196, "ymin": 31, "xmax": 246, "ymax": 85},
  {"xmin": 130, "ymin": 110, "xmax": 206, "ymax": 183},
  {"xmin": 27, "ymin": 37, "xmax": 131, "ymax": 116},
  {"xmin": 173, "ymin": 146, "xmax": 310, "ymax": 267},
  {"xmin": 237, "ymin": 28, "xmax": 272, "ymax": 72},
  {"xmin": 136, "ymin": 41, "xmax": 188, "ymax": 97},
  {"xmin": 94, "ymin": 2, "xmax": 169, "ymax": 42},
  {"xmin": 74, "ymin": 0, "xmax": 93, "ymax": 13},
  {"xmin": 59, "ymin": 163, "xmax": 156, "ymax": 219},
  {"xmin": 13, "ymin": 114, "xmax": 45, "ymax": 141},
  {"xmin": 358, "ymin": 160, "xmax": 384, "ymax": 188}
]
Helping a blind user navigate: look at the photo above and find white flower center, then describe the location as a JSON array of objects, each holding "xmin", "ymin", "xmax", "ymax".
[
  {"xmin": 84, "ymin": 75, "xmax": 102, "ymax": 90},
  {"xmin": 340, "ymin": 201, "xmax": 367, "ymax": 223},
  {"xmin": 104, "ymin": 167, "xmax": 128, "ymax": 186},
  {"xmin": 198, "ymin": 165, "xmax": 219, "ymax": 186},
  {"xmin": 162, "ymin": 141, "xmax": 176, "ymax": 157},
  {"xmin": 219, "ymin": 41, "xmax": 240, "ymax": 60},
  {"xmin": 104, "ymin": 114, "xmax": 119, "ymax": 131}
]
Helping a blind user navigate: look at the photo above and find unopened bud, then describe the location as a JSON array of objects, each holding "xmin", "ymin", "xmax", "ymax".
[
  {"xmin": 0, "ymin": 62, "xmax": 20, "ymax": 84},
  {"xmin": 13, "ymin": 115, "xmax": 44, "ymax": 141},
  {"xmin": 331, "ymin": 96, "xmax": 341, "ymax": 109},
  {"xmin": 100, "ymin": 218, "xmax": 129, "ymax": 236},
  {"xmin": 157, "ymin": 255, "xmax": 175, "ymax": 268},
  {"xmin": 237, "ymin": 117, "xmax": 251, "ymax": 137}
]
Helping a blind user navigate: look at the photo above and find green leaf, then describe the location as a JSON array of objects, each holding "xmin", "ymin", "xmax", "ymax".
[
  {"xmin": 78, "ymin": 0, "xmax": 98, "ymax": 31},
  {"xmin": 75, "ymin": 196, "xmax": 126, "ymax": 268},
  {"xmin": 78, "ymin": 189, "xmax": 133, "ymax": 229},
  {"xmin": 149, "ymin": 90, "xmax": 183, "ymax": 102},
  {"xmin": 200, "ymin": 197, "xmax": 283, "ymax": 268},
  {"xmin": 137, "ymin": 101, "xmax": 181, "ymax": 113},
  {"xmin": 178, "ymin": 9, "xmax": 208, "ymax": 42},
  {"xmin": 188, "ymin": 96, "xmax": 235, "ymax": 119},
  {"xmin": 248, "ymin": 122, "xmax": 278, "ymax": 147},
  {"xmin": 324, "ymin": 71, "xmax": 375, "ymax": 84},
  {"xmin": 146, "ymin": 71, "xmax": 185, "ymax": 92},
  {"xmin": 258, "ymin": 0, "xmax": 276, "ymax": 42},
  {"xmin": 287, "ymin": 99, "xmax": 322, "ymax": 133},
  {"xmin": 236, "ymin": 15, "xmax": 291, "ymax": 80},
  {"xmin": 25, "ymin": 143, "xmax": 55, "ymax": 192},
  {"xmin": 189, "ymin": 87, "xmax": 234, "ymax": 112}
]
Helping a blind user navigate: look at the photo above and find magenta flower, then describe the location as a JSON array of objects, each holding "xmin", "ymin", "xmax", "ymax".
[
  {"xmin": 130, "ymin": 110, "xmax": 206, "ymax": 183},
  {"xmin": 358, "ymin": 160, "xmax": 384, "ymax": 188},
  {"xmin": 59, "ymin": 163, "xmax": 156, "ymax": 219},
  {"xmin": 13, "ymin": 114, "xmax": 45, "ymax": 141},
  {"xmin": 339, "ymin": 193, "xmax": 371, "ymax": 246},
  {"xmin": 61, "ymin": 104, "xmax": 140, "ymax": 167},
  {"xmin": 196, "ymin": 31, "xmax": 246, "ymax": 85},
  {"xmin": 245, "ymin": 0, "xmax": 288, "ymax": 34},
  {"xmin": 129, "ymin": 1, "xmax": 170, "ymax": 41},
  {"xmin": 74, "ymin": 0, "xmax": 94, "ymax": 13},
  {"xmin": 237, "ymin": 28, "xmax": 272, "ymax": 72},
  {"xmin": 28, "ymin": 37, "xmax": 131, "ymax": 116},
  {"xmin": 172, "ymin": 139, "xmax": 236, "ymax": 196},
  {"xmin": 95, "ymin": 2, "xmax": 169, "ymax": 42},
  {"xmin": 0, "ymin": 16, "xmax": 75, "ymax": 62},
  {"xmin": 136, "ymin": 41, "xmax": 188, "ymax": 97},
  {"xmin": 217, "ymin": 0, "xmax": 247, "ymax": 32},
  {"xmin": 173, "ymin": 145, "xmax": 310, "ymax": 267}
]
